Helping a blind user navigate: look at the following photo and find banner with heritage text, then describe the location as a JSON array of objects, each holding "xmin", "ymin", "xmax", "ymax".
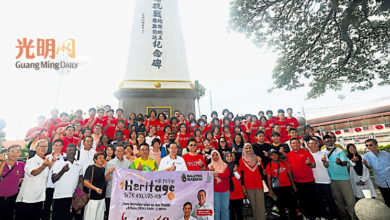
[{"xmin": 109, "ymin": 168, "xmax": 214, "ymax": 220}]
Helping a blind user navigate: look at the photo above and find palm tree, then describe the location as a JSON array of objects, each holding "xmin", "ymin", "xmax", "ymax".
[{"xmin": 194, "ymin": 80, "xmax": 206, "ymax": 117}]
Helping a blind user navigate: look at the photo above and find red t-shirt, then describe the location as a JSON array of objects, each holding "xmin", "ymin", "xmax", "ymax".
[
  {"xmin": 26, "ymin": 127, "xmax": 49, "ymax": 141},
  {"xmin": 117, "ymin": 128, "xmax": 130, "ymax": 141},
  {"xmin": 238, "ymin": 159, "xmax": 263, "ymax": 189},
  {"xmin": 146, "ymin": 118, "xmax": 159, "ymax": 131},
  {"xmin": 230, "ymin": 175, "xmax": 245, "ymax": 200},
  {"xmin": 104, "ymin": 118, "xmax": 117, "ymax": 140},
  {"xmin": 195, "ymin": 138, "xmax": 204, "ymax": 151},
  {"xmin": 212, "ymin": 166, "xmax": 230, "ymax": 193},
  {"xmin": 266, "ymin": 161, "xmax": 291, "ymax": 187},
  {"xmin": 61, "ymin": 136, "xmax": 78, "ymax": 153},
  {"xmin": 177, "ymin": 133, "xmax": 190, "ymax": 149},
  {"xmin": 287, "ymin": 149, "xmax": 315, "ymax": 183},
  {"xmin": 182, "ymin": 154, "xmax": 206, "ymax": 171},
  {"xmin": 45, "ymin": 117, "xmax": 61, "ymax": 140},
  {"xmin": 286, "ymin": 117, "xmax": 300, "ymax": 128},
  {"xmin": 52, "ymin": 122, "xmax": 69, "ymax": 138}
]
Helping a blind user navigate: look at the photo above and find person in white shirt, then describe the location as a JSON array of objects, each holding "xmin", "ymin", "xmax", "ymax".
[
  {"xmin": 104, "ymin": 145, "xmax": 130, "ymax": 218},
  {"xmin": 79, "ymin": 136, "xmax": 96, "ymax": 175},
  {"xmin": 181, "ymin": 202, "xmax": 196, "ymax": 220},
  {"xmin": 15, "ymin": 139, "xmax": 50, "ymax": 220},
  {"xmin": 42, "ymin": 139, "xmax": 66, "ymax": 220},
  {"xmin": 51, "ymin": 144, "xmax": 83, "ymax": 220},
  {"xmin": 191, "ymin": 190, "xmax": 213, "ymax": 220},
  {"xmin": 158, "ymin": 142, "xmax": 188, "ymax": 171},
  {"xmin": 145, "ymin": 126, "xmax": 160, "ymax": 148},
  {"xmin": 307, "ymin": 138, "xmax": 338, "ymax": 220}
]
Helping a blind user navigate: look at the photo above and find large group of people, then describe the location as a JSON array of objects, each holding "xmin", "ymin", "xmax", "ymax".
[{"xmin": 0, "ymin": 106, "xmax": 389, "ymax": 220}]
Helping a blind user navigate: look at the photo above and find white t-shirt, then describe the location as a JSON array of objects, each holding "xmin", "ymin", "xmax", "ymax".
[
  {"xmin": 146, "ymin": 135, "xmax": 161, "ymax": 149},
  {"xmin": 310, "ymin": 151, "xmax": 331, "ymax": 184},
  {"xmin": 78, "ymin": 147, "xmax": 96, "ymax": 175},
  {"xmin": 16, "ymin": 155, "xmax": 49, "ymax": 203},
  {"xmin": 158, "ymin": 155, "xmax": 188, "ymax": 171},
  {"xmin": 191, "ymin": 203, "xmax": 213, "ymax": 220},
  {"xmin": 46, "ymin": 153, "xmax": 65, "ymax": 188},
  {"xmin": 52, "ymin": 160, "xmax": 83, "ymax": 199}
]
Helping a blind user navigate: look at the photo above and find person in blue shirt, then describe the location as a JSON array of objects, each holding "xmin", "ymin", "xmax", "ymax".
[
  {"xmin": 363, "ymin": 138, "xmax": 390, "ymax": 207},
  {"xmin": 321, "ymin": 135, "xmax": 356, "ymax": 220}
]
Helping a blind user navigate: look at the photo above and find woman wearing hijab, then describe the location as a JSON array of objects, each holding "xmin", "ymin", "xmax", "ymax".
[
  {"xmin": 347, "ymin": 143, "xmax": 377, "ymax": 199},
  {"xmin": 224, "ymin": 152, "xmax": 244, "ymax": 220},
  {"xmin": 208, "ymin": 150, "xmax": 230, "ymax": 220},
  {"xmin": 239, "ymin": 143, "xmax": 266, "ymax": 220}
]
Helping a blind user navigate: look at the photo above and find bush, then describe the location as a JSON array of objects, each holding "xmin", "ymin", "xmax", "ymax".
[{"xmin": 378, "ymin": 144, "xmax": 390, "ymax": 153}]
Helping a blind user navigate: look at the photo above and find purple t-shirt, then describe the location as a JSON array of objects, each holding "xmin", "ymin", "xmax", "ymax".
[{"xmin": 0, "ymin": 161, "xmax": 25, "ymax": 197}]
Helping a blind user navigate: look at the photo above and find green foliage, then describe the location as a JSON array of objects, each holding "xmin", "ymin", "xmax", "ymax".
[
  {"xmin": 229, "ymin": 0, "xmax": 390, "ymax": 98},
  {"xmin": 194, "ymin": 80, "xmax": 206, "ymax": 100},
  {"xmin": 378, "ymin": 144, "xmax": 390, "ymax": 153}
]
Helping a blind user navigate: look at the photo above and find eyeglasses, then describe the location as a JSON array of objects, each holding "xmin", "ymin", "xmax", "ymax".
[
  {"xmin": 188, "ymin": 144, "xmax": 196, "ymax": 147},
  {"xmin": 140, "ymin": 148, "xmax": 149, "ymax": 151},
  {"xmin": 9, "ymin": 150, "xmax": 21, "ymax": 153},
  {"xmin": 365, "ymin": 144, "xmax": 374, "ymax": 147}
]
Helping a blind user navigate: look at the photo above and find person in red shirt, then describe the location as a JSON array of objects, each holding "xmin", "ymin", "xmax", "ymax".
[
  {"xmin": 266, "ymin": 149, "xmax": 297, "ymax": 219},
  {"xmin": 208, "ymin": 150, "xmax": 230, "ymax": 220},
  {"xmin": 25, "ymin": 116, "xmax": 50, "ymax": 150},
  {"xmin": 146, "ymin": 109, "xmax": 158, "ymax": 132},
  {"xmin": 82, "ymin": 108, "xmax": 97, "ymax": 130},
  {"xmin": 51, "ymin": 112, "xmax": 70, "ymax": 140},
  {"xmin": 205, "ymin": 131, "xmax": 218, "ymax": 149},
  {"xmin": 286, "ymin": 108, "xmax": 300, "ymax": 128},
  {"xmin": 116, "ymin": 119, "xmax": 130, "ymax": 141},
  {"xmin": 102, "ymin": 104, "xmax": 111, "ymax": 120},
  {"xmin": 287, "ymin": 138, "xmax": 316, "ymax": 219},
  {"xmin": 221, "ymin": 125, "xmax": 233, "ymax": 147},
  {"xmin": 188, "ymin": 119, "xmax": 199, "ymax": 137},
  {"xmin": 266, "ymin": 110, "xmax": 278, "ymax": 127},
  {"xmin": 175, "ymin": 123, "xmax": 190, "ymax": 151},
  {"xmin": 59, "ymin": 125, "xmax": 78, "ymax": 153},
  {"xmin": 239, "ymin": 143, "xmax": 266, "ymax": 220},
  {"xmin": 156, "ymin": 113, "xmax": 169, "ymax": 133},
  {"xmin": 272, "ymin": 124, "xmax": 288, "ymax": 143},
  {"xmin": 197, "ymin": 118, "xmax": 207, "ymax": 136},
  {"xmin": 193, "ymin": 128, "xmax": 204, "ymax": 152},
  {"xmin": 211, "ymin": 125, "xmax": 221, "ymax": 141},
  {"xmin": 96, "ymin": 134, "xmax": 110, "ymax": 152},
  {"xmin": 103, "ymin": 109, "xmax": 117, "ymax": 140},
  {"xmin": 44, "ymin": 109, "xmax": 61, "ymax": 139},
  {"xmin": 115, "ymin": 108, "xmax": 128, "ymax": 128},
  {"xmin": 70, "ymin": 109, "xmax": 83, "ymax": 126},
  {"xmin": 224, "ymin": 152, "xmax": 244, "ymax": 220},
  {"xmin": 94, "ymin": 108, "xmax": 107, "ymax": 128},
  {"xmin": 177, "ymin": 114, "xmax": 189, "ymax": 127},
  {"xmin": 182, "ymin": 138, "xmax": 206, "ymax": 171}
]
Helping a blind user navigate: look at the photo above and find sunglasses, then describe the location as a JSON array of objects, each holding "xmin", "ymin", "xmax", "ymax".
[{"xmin": 365, "ymin": 144, "xmax": 374, "ymax": 147}]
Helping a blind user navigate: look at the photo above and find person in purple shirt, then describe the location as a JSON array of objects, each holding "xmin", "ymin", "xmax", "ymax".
[{"xmin": 0, "ymin": 144, "xmax": 25, "ymax": 220}]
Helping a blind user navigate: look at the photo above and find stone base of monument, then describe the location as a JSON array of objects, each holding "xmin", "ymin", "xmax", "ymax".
[
  {"xmin": 355, "ymin": 198, "xmax": 390, "ymax": 220},
  {"xmin": 115, "ymin": 88, "xmax": 198, "ymax": 116}
]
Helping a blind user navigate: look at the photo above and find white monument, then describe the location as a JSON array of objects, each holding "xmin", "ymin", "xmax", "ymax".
[{"xmin": 115, "ymin": 0, "xmax": 198, "ymax": 116}]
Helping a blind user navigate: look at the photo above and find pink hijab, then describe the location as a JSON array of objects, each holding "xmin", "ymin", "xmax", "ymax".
[
  {"xmin": 208, "ymin": 150, "xmax": 227, "ymax": 173},
  {"xmin": 242, "ymin": 143, "xmax": 259, "ymax": 172}
]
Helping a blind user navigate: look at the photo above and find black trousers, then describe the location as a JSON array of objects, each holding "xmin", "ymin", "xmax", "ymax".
[
  {"xmin": 15, "ymin": 201, "xmax": 44, "ymax": 220},
  {"xmin": 42, "ymin": 187, "xmax": 54, "ymax": 220},
  {"xmin": 105, "ymin": 198, "xmax": 111, "ymax": 220},
  {"xmin": 294, "ymin": 181, "xmax": 317, "ymax": 219},
  {"xmin": 53, "ymin": 198, "xmax": 72, "ymax": 220},
  {"xmin": 229, "ymin": 199, "xmax": 243, "ymax": 220},
  {"xmin": 315, "ymin": 183, "xmax": 339, "ymax": 219},
  {"xmin": 0, "ymin": 194, "xmax": 18, "ymax": 220},
  {"xmin": 378, "ymin": 186, "xmax": 390, "ymax": 207},
  {"xmin": 274, "ymin": 186, "xmax": 298, "ymax": 219}
]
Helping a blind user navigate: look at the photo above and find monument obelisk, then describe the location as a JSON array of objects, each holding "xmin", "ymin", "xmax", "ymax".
[{"xmin": 115, "ymin": 0, "xmax": 199, "ymax": 117}]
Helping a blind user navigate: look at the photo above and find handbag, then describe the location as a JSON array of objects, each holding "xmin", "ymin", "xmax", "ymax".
[
  {"xmin": 242, "ymin": 195, "xmax": 253, "ymax": 217},
  {"xmin": 271, "ymin": 162, "xmax": 280, "ymax": 189},
  {"xmin": 71, "ymin": 165, "xmax": 94, "ymax": 211}
]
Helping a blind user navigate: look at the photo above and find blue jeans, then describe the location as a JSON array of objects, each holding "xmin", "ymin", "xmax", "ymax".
[{"xmin": 214, "ymin": 191, "xmax": 230, "ymax": 220}]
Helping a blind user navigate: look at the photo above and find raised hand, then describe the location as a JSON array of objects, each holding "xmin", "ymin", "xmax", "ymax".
[
  {"xmin": 321, "ymin": 154, "xmax": 327, "ymax": 162},
  {"xmin": 305, "ymin": 157, "xmax": 311, "ymax": 165},
  {"xmin": 63, "ymin": 164, "xmax": 70, "ymax": 172},
  {"xmin": 137, "ymin": 163, "xmax": 143, "ymax": 171}
]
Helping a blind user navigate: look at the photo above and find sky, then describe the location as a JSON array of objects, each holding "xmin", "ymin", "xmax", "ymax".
[{"xmin": 1, "ymin": 0, "xmax": 389, "ymax": 140}]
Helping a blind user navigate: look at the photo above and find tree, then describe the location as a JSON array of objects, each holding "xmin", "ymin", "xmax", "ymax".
[
  {"xmin": 229, "ymin": 0, "xmax": 390, "ymax": 98},
  {"xmin": 194, "ymin": 80, "xmax": 206, "ymax": 116}
]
